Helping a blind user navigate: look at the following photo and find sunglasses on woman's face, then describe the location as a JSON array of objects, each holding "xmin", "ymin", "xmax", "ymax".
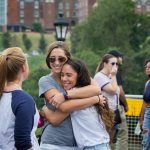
[
  {"xmin": 144, "ymin": 65, "xmax": 150, "ymax": 69},
  {"xmin": 47, "ymin": 56, "xmax": 67, "ymax": 63},
  {"xmin": 111, "ymin": 62, "xmax": 118, "ymax": 66}
]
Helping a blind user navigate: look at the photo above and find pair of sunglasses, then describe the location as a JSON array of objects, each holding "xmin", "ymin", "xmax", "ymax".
[
  {"xmin": 47, "ymin": 56, "xmax": 67, "ymax": 63},
  {"xmin": 144, "ymin": 65, "xmax": 150, "ymax": 69},
  {"xmin": 111, "ymin": 62, "xmax": 118, "ymax": 66}
]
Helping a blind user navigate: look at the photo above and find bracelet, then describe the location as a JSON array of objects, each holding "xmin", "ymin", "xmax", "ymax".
[
  {"xmin": 63, "ymin": 92, "xmax": 69, "ymax": 100},
  {"xmin": 97, "ymin": 95, "xmax": 100, "ymax": 104}
]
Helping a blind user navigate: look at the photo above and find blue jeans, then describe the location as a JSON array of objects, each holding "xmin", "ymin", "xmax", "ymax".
[
  {"xmin": 83, "ymin": 143, "xmax": 110, "ymax": 150},
  {"xmin": 142, "ymin": 107, "xmax": 150, "ymax": 150}
]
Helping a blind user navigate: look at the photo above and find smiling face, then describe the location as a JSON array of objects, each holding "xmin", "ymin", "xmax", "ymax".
[
  {"xmin": 61, "ymin": 64, "xmax": 78, "ymax": 90},
  {"xmin": 48, "ymin": 48, "xmax": 67, "ymax": 74}
]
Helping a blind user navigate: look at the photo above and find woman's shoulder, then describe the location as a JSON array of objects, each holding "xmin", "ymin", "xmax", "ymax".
[
  {"xmin": 39, "ymin": 74, "xmax": 54, "ymax": 83},
  {"xmin": 12, "ymin": 90, "xmax": 35, "ymax": 104},
  {"xmin": 94, "ymin": 72, "xmax": 107, "ymax": 80}
]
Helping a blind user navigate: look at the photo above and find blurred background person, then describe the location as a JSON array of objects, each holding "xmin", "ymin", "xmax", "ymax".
[
  {"xmin": 94, "ymin": 54, "xmax": 120, "ymax": 146},
  {"xmin": 140, "ymin": 59, "xmax": 150, "ymax": 150},
  {"xmin": 108, "ymin": 50, "xmax": 128, "ymax": 150}
]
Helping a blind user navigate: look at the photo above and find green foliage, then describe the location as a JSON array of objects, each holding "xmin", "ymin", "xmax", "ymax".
[
  {"xmin": 2, "ymin": 32, "xmax": 11, "ymax": 48},
  {"xmin": 74, "ymin": 50, "xmax": 101, "ymax": 76},
  {"xmin": 23, "ymin": 55, "xmax": 49, "ymax": 108},
  {"xmin": 71, "ymin": 0, "xmax": 150, "ymax": 95},
  {"xmin": 38, "ymin": 33, "xmax": 47, "ymax": 54},
  {"xmin": 71, "ymin": 0, "xmax": 137, "ymax": 54},
  {"xmin": 22, "ymin": 33, "xmax": 32, "ymax": 51},
  {"xmin": 32, "ymin": 23, "xmax": 43, "ymax": 32}
]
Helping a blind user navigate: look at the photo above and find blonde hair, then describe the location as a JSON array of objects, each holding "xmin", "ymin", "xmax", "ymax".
[{"xmin": 0, "ymin": 47, "xmax": 27, "ymax": 97}]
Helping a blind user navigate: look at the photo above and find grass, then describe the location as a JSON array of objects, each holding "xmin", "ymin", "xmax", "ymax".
[{"xmin": 0, "ymin": 32, "xmax": 55, "ymax": 52}]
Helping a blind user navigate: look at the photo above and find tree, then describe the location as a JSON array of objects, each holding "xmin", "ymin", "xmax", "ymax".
[
  {"xmin": 38, "ymin": 33, "xmax": 47, "ymax": 53},
  {"xmin": 70, "ymin": 0, "xmax": 150, "ymax": 95},
  {"xmin": 71, "ymin": 0, "xmax": 150, "ymax": 54},
  {"xmin": 32, "ymin": 23, "xmax": 43, "ymax": 32},
  {"xmin": 22, "ymin": 33, "xmax": 32, "ymax": 51},
  {"xmin": 2, "ymin": 32, "xmax": 11, "ymax": 48}
]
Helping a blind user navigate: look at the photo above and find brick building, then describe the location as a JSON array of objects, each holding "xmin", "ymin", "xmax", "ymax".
[{"xmin": 6, "ymin": 0, "xmax": 96, "ymax": 32}]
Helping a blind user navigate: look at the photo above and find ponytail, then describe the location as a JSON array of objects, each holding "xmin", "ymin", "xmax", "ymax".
[
  {"xmin": 0, "ymin": 55, "xmax": 7, "ymax": 97},
  {"xmin": 0, "ymin": 47, "xmax": 26, "ymax": 98}
]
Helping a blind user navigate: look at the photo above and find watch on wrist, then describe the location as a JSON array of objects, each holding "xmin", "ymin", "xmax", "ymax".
[{"xmin": 63, "ymin": 92, "xmax": 69, "ymax": 100}]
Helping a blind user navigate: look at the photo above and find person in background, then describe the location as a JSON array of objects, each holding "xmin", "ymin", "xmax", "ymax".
[
  {"xmin": 94, "ymin": 54, "xmax": 120, "ymax": 146},
  {"xmin": 38, "ymin": 41, "xmax": 101, "ymax": 150},
  {"xmin": 108, "ymin": 50, "xmax": 128, "ymax": 150},
  {"xmin": 0, "ymin": 47, "xmax": 40, "ymax": 150},
  {"xmin": 140, "ymin": 59, "xmax": 150, "ymax": 150}
]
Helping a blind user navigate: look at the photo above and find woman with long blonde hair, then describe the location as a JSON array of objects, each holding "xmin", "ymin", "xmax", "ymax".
[{"xmin": 0, "ymin": 47, "xmax": 40, "ymax": 150}]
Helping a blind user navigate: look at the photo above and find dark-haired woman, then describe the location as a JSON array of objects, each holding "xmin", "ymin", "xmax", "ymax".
[{"xmin": 48, "ymin": 59, "xmax": 111, "ymax": 150}]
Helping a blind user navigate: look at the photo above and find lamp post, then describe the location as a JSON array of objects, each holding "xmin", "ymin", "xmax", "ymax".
[{"xmin": 54, "ymin": 13, "xmax": 69, "ymax": 41}]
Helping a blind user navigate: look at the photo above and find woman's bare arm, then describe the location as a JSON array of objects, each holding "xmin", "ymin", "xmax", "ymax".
[
  {"xmin": 59, "ymin": 95, "xmax": 106, "ymax": 113},
  {"xmin": 42, "ymin": 88, "xmax": 69, "ymax": 126},
  {"xmin": 42, "ymin": 106, "xmax": 69, "ymax": 126},
  {"xmin": 67, "ymin": 79, "xmax": 100, "ymax": 99}
]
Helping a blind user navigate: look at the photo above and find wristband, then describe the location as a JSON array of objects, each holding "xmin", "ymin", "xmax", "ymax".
[{"xmin": 63, "ymin": 92, "xmax": 69, "ymax": 100}]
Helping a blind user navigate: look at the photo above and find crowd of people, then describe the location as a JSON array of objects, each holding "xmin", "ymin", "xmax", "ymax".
[{"xmin": 0, "ymin": 41, "xmax": 149, "ymax": 150}]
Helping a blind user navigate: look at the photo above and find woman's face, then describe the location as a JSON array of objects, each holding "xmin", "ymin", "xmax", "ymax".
[
  {"xmin": 49, "ymin": 48, "xmax": 67, "ymax": 74},
  {"xmin": 105, "ymin": 57, "xmax": 118, "ymax": 73},
  {"xmin": 61, "ymin": 64, "xmax": 78, "ymax": 90},
  {"xmin": 145, "ymin": 61, "xmax": 150, "ymax": 76}
]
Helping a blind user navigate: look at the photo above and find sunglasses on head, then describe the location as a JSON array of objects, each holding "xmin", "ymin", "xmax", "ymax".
[
  {"xmin": 111, "ymin": 62, "xmax": 118, "ymax": 66},
  {"xmin": 47, "ymin": 56, "xmax": 67, "ymax": 63}
]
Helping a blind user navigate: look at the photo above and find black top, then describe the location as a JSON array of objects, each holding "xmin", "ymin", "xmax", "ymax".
[{"xmin": 143, "ymin": 80, "xmax": 150, "ymax": 104}]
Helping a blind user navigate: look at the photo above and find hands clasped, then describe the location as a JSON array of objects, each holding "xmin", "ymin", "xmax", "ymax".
[{"xmin": 48, "ymin": 93, "xmax": 65, "ymax": 108}]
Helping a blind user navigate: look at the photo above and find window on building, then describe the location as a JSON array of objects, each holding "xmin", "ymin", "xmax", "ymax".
[
  {"xmin": 58, "ymin": 2, "xmax": 63, "ymax": 10},
  {"xmin": 34, "ymin": 1, "xmax": 39, "ymax": 9},
  {"xmin": 34, "ymin": 10, "xmax": 39, "ymax": 18},
  {"xmin": 66, "ymin": 11, "xmax": 70, "ymax": 17},
  {"xmin": 74, "ymin": 1, "xmax": 79, "ymax": 9},
  {"xmin": 20, "ymin": 1, "xmax": 24, "ymax": 9},
  {"xmin": 66, "ymin": 2, "xmax": 70, "ymax": 10},
  {"xmin": 20, "ymin": 19, "xmax": 24, "ymax": 24},
  {"xmin": 73, "ymin": 11, "xmax": 78, "ymax": 17},
  {"xmin": 0, "ymin": 0, "xmax": 7, "ymax": 25},
  {"xmin": 146, "ymin": 3, "xmax": 150, "ymax": 12},
  {"xmin": 45, "ymin": 0, "xmax": 54, "ymax": 2},
  {"xmin": 25, "ymin": 0, "xmax": 34, "ymax": 2},
  {"xmin": 20, "ymin": 10, "xmax": 24, "ymax": 17},
  {"xmin": 58, "ymin": 10, "xmax": 64, "ymax": 15}
]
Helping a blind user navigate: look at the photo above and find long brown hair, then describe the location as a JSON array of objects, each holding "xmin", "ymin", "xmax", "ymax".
[
  {"xmin": 46, "ymin": 41, "xmax": 71, "ymax": 69},
  {"xmin": 64, "ymin": 59, "xmax": 114, "ymax": 129},
  {"xmin": 0, "ymin": 47, "xmax": 26, "ymax": 97},
  {"xmin": 95, "ymin": 97, "xmax": 114, "ymax": 131}
]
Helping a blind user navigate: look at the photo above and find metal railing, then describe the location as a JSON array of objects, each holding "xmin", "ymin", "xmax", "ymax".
[{"xmin": 125, "ymin": 95, "xmax": 143, "ymax": 150}]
